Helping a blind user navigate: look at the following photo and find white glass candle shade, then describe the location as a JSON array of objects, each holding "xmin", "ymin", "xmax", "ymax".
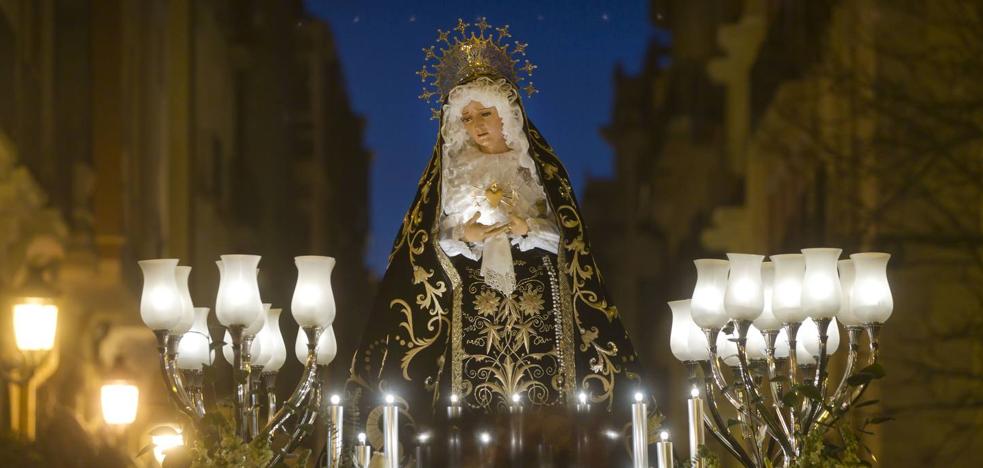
[
  {"xmin": 753, "ymin": 262, "xmax": 782, "ymax": 331},
  {"xmin": 774, "ymin": 329, "xmax": 790, "ymax": 358},
  {"xmin": 715, "ymin": 329, "xmax": 740, "ymax": 367},
  {"xmin": 828, "ymin": 318, "xmax": 840, "ymax": 355},
  {"xmin": 291, "ymin": 256, "xmax": 337, "ymax": 328},
  {"xmin": 245, "ymin": 303, "xmax": 270, "ymax": 336},
  {"xmin": 724, "ymin": 253, "xmax": 765, "ymax": 321},
  {"xmin": 138, "ymin": 259, "xmax": 182, "ymax": 331},
  {"xmin": 294, "ymin": 326, "xmax": 339, "ymax": 365},
  {"xmin": 850, "ymin": 253, "xmax": 893, "ymax": 324},
  {"xmin": 836, "ymin": 260, "xmax": 862, "ymax": 326},
  {"xmin": 172, "ymin": 266, "xmax": 195, "ymax": 335},
  {"xmin": 215, "ymin": 260, "xmax": 224, "ymax": 321},
  {"xmin": 667, "ymin": 300, "xmax": 710, "ymax": 362},
  {"xmin": 177, "ymin": 307, "xmax": 212, "ymax": 370},
  {"xmin": 215, "ymin": 255, "xmax": 264, "ymax": 327},
  {"xmin": 777, "ymin": 326, "xmax": 818, "ymax": 364},
  {"xmin": 770, "ymin": 254, "xmax": 806, "ymax": 324},
  {"xmin": 688, "ymin": 323, "xmax": 710, "ymax": 361},
  {"xmin": 223, "ymin": 329, "xmax": 262, "ymax": 366},
  {"xmin": 801, "ymin": 248, "xmax": 842, "ymax": 320},
  {"xmin": 747, "ymin": 325, "xmax": 766, "ymax": 360},
  {"xmin": 668, "ymin": 300, "xmax": 695, "ymax": 362},
  {"xmin": 798, "ymin": 318, "xmax": 819, "ymax": 357},
  {"xmin": 690, "ymin": 259, "xmax": 729, "ymax": 329},
  {"xmin": 796, "ymin": 339, "xmax": 816, "ymax": 365},
  {"xmin": 252, "ymin": 332, "xmax": 272, "ymax": 369},
  {"xmin": 264, "ymin": 308, "xmax": 287, "ymax": 372}
]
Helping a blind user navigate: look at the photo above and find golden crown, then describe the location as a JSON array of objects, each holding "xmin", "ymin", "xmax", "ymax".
[{"xmin": 418, "ymin": 17, "xmax": 539, "ymax": 119}]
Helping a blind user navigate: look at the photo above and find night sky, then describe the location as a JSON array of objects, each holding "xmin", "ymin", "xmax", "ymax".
[{"xmin": 304, "ymin": 0, "xmax": 665, "ymax": 274}]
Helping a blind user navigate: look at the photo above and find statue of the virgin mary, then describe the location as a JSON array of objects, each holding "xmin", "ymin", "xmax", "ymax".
[{"xmin": 345, "ymin": 17, "xmax": 644, "ymax": 455}]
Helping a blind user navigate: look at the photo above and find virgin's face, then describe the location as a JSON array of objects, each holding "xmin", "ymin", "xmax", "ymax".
[{"xmin": 461, "ymin": 100, "xmax": 509, "ymax": 153}]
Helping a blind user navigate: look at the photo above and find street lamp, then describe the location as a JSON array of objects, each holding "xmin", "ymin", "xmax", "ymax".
[
  {"xmin": 101, "ymin": 358, "xmax": 140, "ymax": 427},
  {"xmin": 12, "ymin": 298, "xmax": 58, "ymax": 352},
  {"xmin": 3, "ymin": 264, "xmax": 60, "ymax": 440}
]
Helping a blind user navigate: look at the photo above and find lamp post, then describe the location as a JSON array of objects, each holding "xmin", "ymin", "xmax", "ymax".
[
  {"xmin": 100, "ymin": 356, "xmax": 140, "ymax": 452},
  {"xmin": 4, "ymin": 264, "xmax": 60, "ymax": 440}
]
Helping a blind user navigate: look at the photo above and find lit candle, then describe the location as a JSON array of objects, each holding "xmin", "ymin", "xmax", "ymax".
[
  {"xmin": 509, "ymin": 393, "xmax": 524, "ymax": 464},
  {"xmin": 447, "ymin": 393, "xmax": 463, "ymax": 467},
  {"xmin": 447, "ymin": 393, "xmax": 462, "ymax": 419},
  {"xmin": 576, "ymin": 391, "xmax": 590, "ymax": 413},
  {"xmin": 687, "ymin": 387, "xmax": 705, "ymax": 468},
  {"xmin": 383, "ymin": 394, "xmax": 398, "ymax": 468},
  {"xmin": 479, "ymin": 432, "xmax": 493, "ymax": 468},
  {"xmin": 415, "ymin": 431, "xmax": 431, "ymax": 468},
  {"xmin": 354, "ymin": 432, "xmax": 372, "ymax": 468},
  {"xmin": 656, "ymin": 431, "xmax": 674, "ymax": 468},
  {"xmin": 631, "ymin": 392, "xmax": 649, "ymax": 468},
  {"xmin": 326, "ymin": 394, "xmax": 343, "ymax": 468}
]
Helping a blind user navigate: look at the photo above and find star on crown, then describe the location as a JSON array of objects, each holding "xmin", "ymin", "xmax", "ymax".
[{"xmin": 417, "ymin": 17, "xmax": 539, "ymax": 119}]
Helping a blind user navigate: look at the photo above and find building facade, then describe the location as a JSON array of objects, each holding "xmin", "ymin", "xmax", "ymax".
[
  {"xmin": 0, "ymin": 0, "xmax": 370, "ymax": 462},
  {"xmin": 589, "ymin": 0, "xmax": 981, "ymax": 465}
]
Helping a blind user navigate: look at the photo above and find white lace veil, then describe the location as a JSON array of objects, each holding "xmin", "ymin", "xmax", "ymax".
[{"xmin": 439, "ymin": 77, "xmax": 539, "ymax": 200}]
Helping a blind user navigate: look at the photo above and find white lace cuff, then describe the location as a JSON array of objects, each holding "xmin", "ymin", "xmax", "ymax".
[
  {"xmin": 512, "ymin": 217, "xmax": 560, "ymax": 254},
  {"xmin": 439, "ymin": 238, "xmax": 481, "ymax": 261}
]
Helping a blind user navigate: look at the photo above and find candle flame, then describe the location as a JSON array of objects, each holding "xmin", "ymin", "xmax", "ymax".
[
  {"xmin": 660, "ymin": 430, "xmax": 670, "ymax": 442},
  {"xmin": 358, "ymin": 432, "xmax": 366, "ymax": 444},
  {"xmin": 578, "ymin": 392, "xmax": 587, "ymax": 404},
  {"xmin": 330, "ymin": 394, "xmax": 341, "ymax": 405},
  {"xmin": 385, "ymin": 394, "xmax": 395, "ymax": 404},
  {"xmin": 633, "ymin": 392, "xmax": 644, "ymax": 403},
  {"xmin": 690, "ymin": 386, "xmax": 699, "ymax": 398},
  {"xmin": 450, "ymin": 393, "xmax": 459, "ymax": 404}
]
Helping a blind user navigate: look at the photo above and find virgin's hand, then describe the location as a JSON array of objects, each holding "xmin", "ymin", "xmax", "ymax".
[
  {"xmin": 462, "ymin": 213, "xmax": 486, "ymax": 243},
  {"xmin": 509, "ymin": 215, "xmax": 529, "ymax": 236},
  {"xmin": 462, "ymin": 213, "xmax": 508, "ymax": 243}
]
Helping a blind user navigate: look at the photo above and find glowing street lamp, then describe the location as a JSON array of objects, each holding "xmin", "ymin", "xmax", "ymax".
[
  {"xmin": 13, "ymin": 298, "xmax": 58, "ymax": 352},
  {"xmin": 101, "ymin": 381, "xmax": 140, "ymax": 426},
  {"xmin": 7, "ymin": 264, "xmax": 60, "ymax": 440}
]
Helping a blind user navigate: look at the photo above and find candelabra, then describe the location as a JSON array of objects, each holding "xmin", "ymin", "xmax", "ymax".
[
  {"xmin": 137, "ymin": 255, "xmax": 340, "ymax": 466},
  {"xmin": 669, "ymin": 249, "xmax": 892, "ymax": 467}
]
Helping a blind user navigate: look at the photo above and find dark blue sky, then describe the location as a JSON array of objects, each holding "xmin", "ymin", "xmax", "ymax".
[{"xmin": 305, "ymin": 0, "xmax": 662, "ymax": 274}]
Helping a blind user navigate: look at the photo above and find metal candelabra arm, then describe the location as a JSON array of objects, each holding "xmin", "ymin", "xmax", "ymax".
[
  {"xmin": 782, "ymin": 322, "xmax": 802, "ymax": 454},
  {"xmin": 154, "ymin": 331, "xmax": 202, "ymax": 423},
  {"xmin": 703, "ymin": 328, "xmax": 759, "ymax": 415},
  {"xmin": 259, "ymin": 327, "xmax": 323, "ymax": 467},
  {"xmin": 813, "ymin": 324, "xmax": 881, "ymax": 428},
  {"xmin": 828, "ymin": 327, "xmax": 863, "ymax": 404},
  {"xmin": 799, "ymin": 318, "xmax": 832, "ymax": 436},
  {"xmin": 732, "ymin": 320, "xmax": 793, "ymax": 457},
  {"xmin": 696, "ymin": 361, "xmax": 757, "ymax": 467},
  {"xmin": 761, "ymin": 331, "xmax": 792, "ymax": 442},
  {"xmin": 263, "ymin": 372, "xmax": 279, "ymax": 425}
]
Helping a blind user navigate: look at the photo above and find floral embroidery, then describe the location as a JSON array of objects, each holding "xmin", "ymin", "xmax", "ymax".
[
  {"xmin": 474, "ymin": 290, "xmax": 501, "ymax": 318},
  {"xmin": 517, "ymin": 285, "xmax": 545, "ymax": 317}
]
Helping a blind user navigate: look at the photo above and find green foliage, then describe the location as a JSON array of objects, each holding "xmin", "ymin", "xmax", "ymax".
[
  {"xmin": 795, "ymin": 420, "xmax": 873, "ymax": 468},
  {"xmin": 681, "ymin": 444, "xmax": 724, "ymax": 468},
  {"xmin": 188, "ymin": 413, "xmax": 274, "ymax": 467}
]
